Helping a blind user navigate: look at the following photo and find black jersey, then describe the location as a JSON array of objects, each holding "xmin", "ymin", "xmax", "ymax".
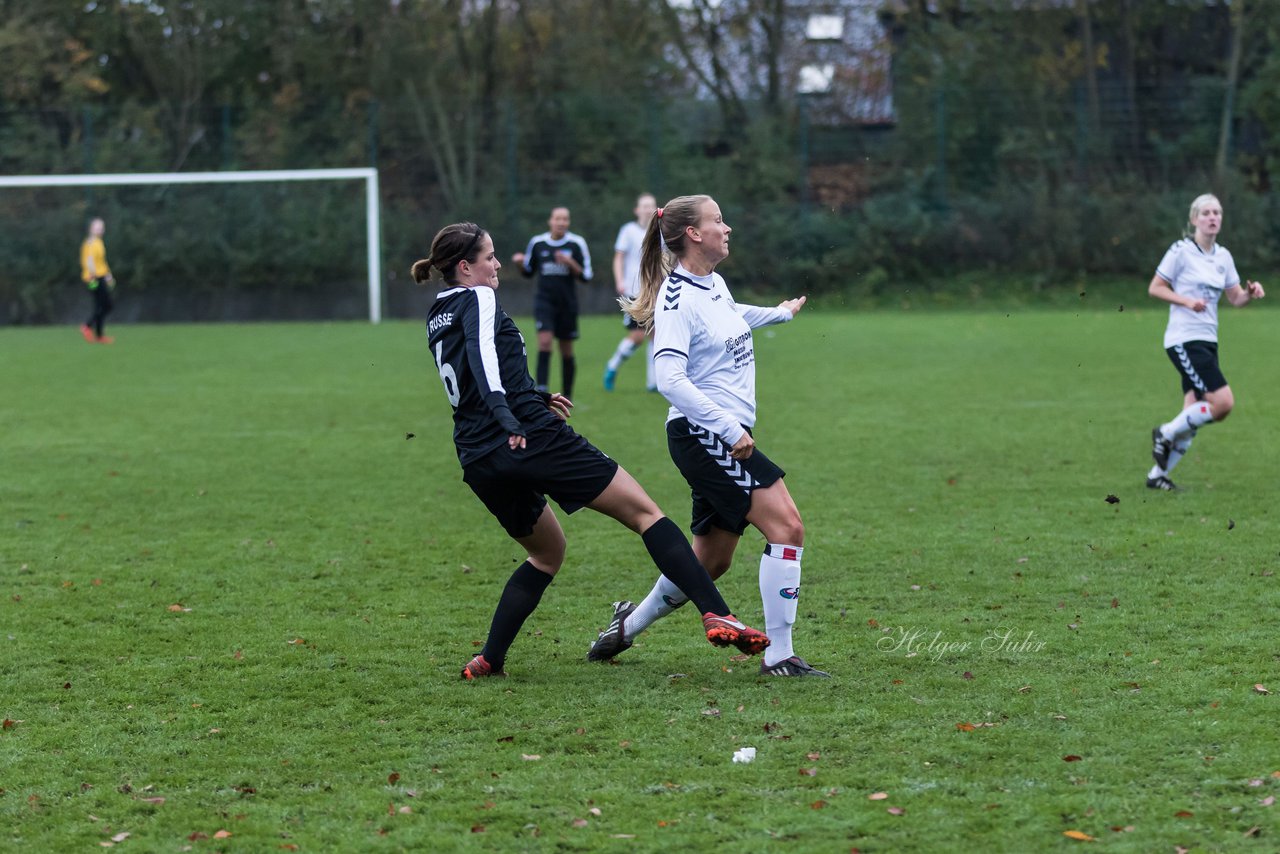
[
  {"xmin": 519, "ymin": 231, "xmax": 594, "ymax": 292},
  {"xmin": 427, "ymin": 285, "xmax": 559, "ymax": 465}
]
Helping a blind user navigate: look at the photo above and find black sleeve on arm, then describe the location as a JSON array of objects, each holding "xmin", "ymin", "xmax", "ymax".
[
  {"xmin": 461, "ymin": 290, "xmax": 526, "ymax": 437},
  {"xmin": 484, "ymin": 391, "xmax": 525, "ymax": 436}
]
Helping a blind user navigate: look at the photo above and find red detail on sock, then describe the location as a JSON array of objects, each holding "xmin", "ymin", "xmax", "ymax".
[
  {"xmin": 1200, "ymin": 405, "xmax": 1208, "ymax": 414},
  {"xmin": 782, "ymin": 547, "xmax": 798, "ymax": 562}
]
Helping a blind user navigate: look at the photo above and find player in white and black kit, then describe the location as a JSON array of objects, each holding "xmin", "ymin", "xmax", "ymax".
[
  {"xmin": 1146, "ymin": 193, "xmax": 1265, "ymax": 490},
  {"xmin": 603, "ymin": 193, "xmax": 658, "ymax": 391},
  {"xmin": 417, "ymin": 222, "xmax": 770, "ymax": 680},
  {"xmin": 586, "ymin": 194, "xmax": 829, "ymax": 678},
  {"xmin": 512, "ymin": 207, "xmax": 593, "ymax": 401}
]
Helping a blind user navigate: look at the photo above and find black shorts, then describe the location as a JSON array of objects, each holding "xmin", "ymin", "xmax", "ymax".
[
  {"xmin": 666, "ymin": 417, "xmax": 785, "ymax": 537},
  {"xmin": 534, "ymin": 286, "xmax": 579, "ymax": 340},
  {"xmin": 1167, "ymin": 340, "xmax": 1227, "ymax": 399},
  {"xmin": 622, "ymin": 313, "xmax": 641, "ymax": 332},
  {"xmin": 462, "ymin": 420, "xmax": 618, "ymax": 538}
]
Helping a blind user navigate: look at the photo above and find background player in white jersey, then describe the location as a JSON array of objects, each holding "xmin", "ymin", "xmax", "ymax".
[
  {"xmin": 604, "ymin": 193, "xmax": 658, "ymax": 391},
  {"xmin": 512, "ymin": 207, "xmax": 593, "ymax": 401},
  {"xmin": 419, "ymin": 221, "xmax": 770, "ymax": 680},
  {"xmin": 1146, "ymin": 193, "xmax": 1264, "ymax": 490},
  {"xmin": 588, "ymin": 194, "xmax": 828, "ymax": 677}
]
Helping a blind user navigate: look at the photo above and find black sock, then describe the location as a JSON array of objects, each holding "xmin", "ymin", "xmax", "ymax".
[
  {"xmin": 562, "ymin": 356, "xmax": 576, "ymax": 400},
  {"xmin": 536, "ymin": 351, "xmax": 551, "ymax": 388},
  {"xmin": 641, "ymin": 517, "xmax": 729, "ymax": 616},
  {"xmin": 480, "ymin": 560, "xmax": 554, "ymax": 671}
]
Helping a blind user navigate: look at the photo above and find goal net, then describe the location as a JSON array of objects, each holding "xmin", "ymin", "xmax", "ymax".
[{"xmin": 0, "ymin": 168, "xmax": 383, "ymax": 324}]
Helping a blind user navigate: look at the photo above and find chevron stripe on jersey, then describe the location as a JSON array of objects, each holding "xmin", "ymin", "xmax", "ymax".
[
  {"xmin": 662, "ymin": 279, "xmax": 682, "ymax": 311},
  {"xmin": 690, "ymin": 425, "xmax": 758, "ymax": 491}
]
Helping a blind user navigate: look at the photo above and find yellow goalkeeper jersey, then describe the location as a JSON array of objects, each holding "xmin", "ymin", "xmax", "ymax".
[{"xmin": 80, "ymin": 237, "xmax": 111, "ymax": 284}]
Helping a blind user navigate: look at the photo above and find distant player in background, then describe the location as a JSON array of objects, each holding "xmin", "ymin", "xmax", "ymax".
[
  {"xmin": 1147, "ymin": 193, "xmax": 1264, "ymax": 490},
  {"xmin": 79, "ymin": 217, "xmax": 116, "ymax": 344},
  {"xmin": 419, "ymin": 221, "xmax": 769, "ymax": 680},
  {"xmin": 512, "ymin": 207, "xmax": 593, "ymax": 401},
  {"xmin": 589, "ymin": 194, "xmax": 828, "ymax": 677},
  {"xmin": 604, "ymin": 193, "xmax": 658, "ymax": 392}
]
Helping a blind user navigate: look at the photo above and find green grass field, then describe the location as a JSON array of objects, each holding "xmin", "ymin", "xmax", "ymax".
[{"xmin": 3, "ymin": 305, "xmax": 1277, "ymax": 852}]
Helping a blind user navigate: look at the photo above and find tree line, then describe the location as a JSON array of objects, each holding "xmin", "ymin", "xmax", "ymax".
[{"xmin": 2, "ymin": 0, "xmax": 1278, "ymax": 322}]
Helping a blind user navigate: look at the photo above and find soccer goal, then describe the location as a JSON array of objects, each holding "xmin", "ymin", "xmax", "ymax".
[{"xmin": 0, "ymin": 167, "xmax": 384, "ymax": 323}]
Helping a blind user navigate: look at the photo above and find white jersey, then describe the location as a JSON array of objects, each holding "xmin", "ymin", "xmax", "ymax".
[
  {"xmin": 614, "ymin": 221, "xmax": 646, "ymax": 298},
  {"xmin": 1156, "ymin": 238, "xmax": 1240, "ymax": 348},
  {"xmin": 651, "ymin": 264, "xmax": 793, "ymax": 446}
]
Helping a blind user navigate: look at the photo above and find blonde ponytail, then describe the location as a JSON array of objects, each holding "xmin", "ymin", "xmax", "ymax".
[{"xmin": 619, "ymin": 194, "xmax": 710, "ymax": 330}]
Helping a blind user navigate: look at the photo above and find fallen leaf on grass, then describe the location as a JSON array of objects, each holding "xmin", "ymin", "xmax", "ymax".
[
  {"xmin": 611, "ymin": 834, "xmax": 636, "ymax": 839},
  {"xmin": 806, "ymin": 752, "xmax": 821, "ymax": 761},
  {"xmin": 887, "ymin": 807, "xmax": 905, "ymax": 815},
  {"xmin": 1109, "ymin": 825, "xmax": 1134, "ymax": 832},
  {"xmin": 799, "ymin": 767, "xmax": 817, "ymax": 777},
  {"xmin": 496, "ymin": 735, "xmax": 514, "ymax": 743},
  {"xmin": 572, "ymin": 819, "xmax": 588, "ymax": 828},
  {"xmin": 1173, "ymin": 810, "xmax": 1193, "ymax": 818},
  {"xmin": 138, "ymin": 797, "xmax": 165, "ymax": 805},
  {"xmin": 1062, "ymin": 830, "xmax": 1094, "ymax": 841},
  {"xmin": 521, "ymin": 754, "xmax": 541, "ymax": 761},
  {"xmin": 1228, "ymin": 519, "xmax": 1235, "ymax": 530},
  {"xmin": 701, "ymin": 709, "xmax": 721, "ymax": 717},
  {"xmin": 110, "ymin": 832, "xmax": 130, "ymax": 842},
  {"xmin": 1018, "ymin": 685, "xmax": 1032, "ymax": 694},
  {"xmin": 287, "ymin": 638, "xmax": 306, "ymax": 646},
  {"xmin": 1104, "ymin": 494, "xmax": 1119, "ymax": 504},
  {"xmin": 187, "ymin": 832, "xmax": 208, "ymax": 842},
  {"xmin": 470, "ymin": 824, "xmax": 485, "ymax": 833},
  {"xmin": 398, "ymin": 806, "xmax": 412, "ymax": 814},
  {"xmin": 1063, "ymin": 755, "xmax": 1083, "ymax": 762},
  {"xmin": 167, "ymin": 604, "xmax": 184, "ymax": 612},
  {"xmin": 962, "ymin": 671, "xmax": 974, "ymax": 680},
  {"xmin": 1244, "ymin": 825, "xmax": 1261, "ymax": 838},
  {"xmin": 811, "ymin": 800, "xmax": 827, "ymax": 809},
  {"xmin": 1260, "ymin": 796, "xmax": 1275, "ymax": 807},
  {"xmin": 1254, "ymin": 684, "xmax": 1270, "ymax": 695},
  {"xmin": 387, "ymin": 772, "xmax": 400, "ymax": 785},
  {"xmin": 867, "ymin": 792, "xmax": 889, "ymax": 801}
]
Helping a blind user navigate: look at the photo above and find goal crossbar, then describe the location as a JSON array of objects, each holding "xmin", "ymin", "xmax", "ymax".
[{"xmin": 0, "ymin": 167, "xmax": 383, "ymax": 323}]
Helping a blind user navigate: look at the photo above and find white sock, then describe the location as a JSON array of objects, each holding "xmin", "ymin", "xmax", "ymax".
[
  {"xmin": 607, "ymin": 339, "xmax": 636, "ymax": 371},
  {"xmin": 624, "ymin": 575, "xmax": 687, "ymax": 641},
  {"xmin": 1160, "ymin": 401, "xmax": 1214, "ymax": 442},
  {"xmin": 1166, "ymin": 433, "xmax": 1194, "ymax": 473},
  {"xmin": 760, "ymin": 543, "xmax": 802, "ymax": 667}
]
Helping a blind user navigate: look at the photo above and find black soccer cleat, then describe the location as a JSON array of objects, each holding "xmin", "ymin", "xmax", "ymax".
[
  {"xmin": 760, "ymin": 655, "xmax": 831, "ymax": 678},
  {"xmin": 1146, "ymin": 475, "xmax": 1179, "ymax": 491},
  {"xmin": 1151, "ymin": 427, "xmax": 1172, "ymax": 470},
  {"xmin": 587, "ymin": 600, "xmax": 637, "ymax": 661}
]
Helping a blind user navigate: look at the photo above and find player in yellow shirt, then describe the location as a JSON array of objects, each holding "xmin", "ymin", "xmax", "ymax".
[{"xmin": 80, "ymin": 217, "xmax": 115, "ymax": 344}]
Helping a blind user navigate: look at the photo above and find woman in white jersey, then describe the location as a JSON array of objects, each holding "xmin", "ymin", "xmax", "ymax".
[
  {"xmin": 1146, "ymin": 193, "xmax": 1264, "ymax": 490},
  {"xmin": 587, "ymin": 194, "xmax": 828, "ymax": 677},
  {"xmin": 604, "ymin": 193, "xmax": 658, "ymax": 391}
]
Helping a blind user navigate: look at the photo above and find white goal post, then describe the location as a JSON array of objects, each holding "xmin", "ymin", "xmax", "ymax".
[{"xmin": 0, "ymin": 167, "xmax": 383, "ymax": 323}]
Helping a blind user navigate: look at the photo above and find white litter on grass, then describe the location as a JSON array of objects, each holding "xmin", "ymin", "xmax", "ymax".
[{"xmin": 732, "ymin": 747, "xmax": 757, "ymax": 763}]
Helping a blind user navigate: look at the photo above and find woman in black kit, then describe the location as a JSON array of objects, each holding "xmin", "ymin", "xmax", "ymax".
[{"xmin": 417, "ymin": 222, "xmax": 769, "ymax": 680}]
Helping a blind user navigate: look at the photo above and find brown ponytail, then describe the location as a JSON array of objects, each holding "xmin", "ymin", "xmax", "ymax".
[
  {"xmin": 411, "ymin": 222, "xmax": 486, "ymax": 285},
  {"xmin": 620, "ymin": 194, "xmax": 711, "ymax": 330}
]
